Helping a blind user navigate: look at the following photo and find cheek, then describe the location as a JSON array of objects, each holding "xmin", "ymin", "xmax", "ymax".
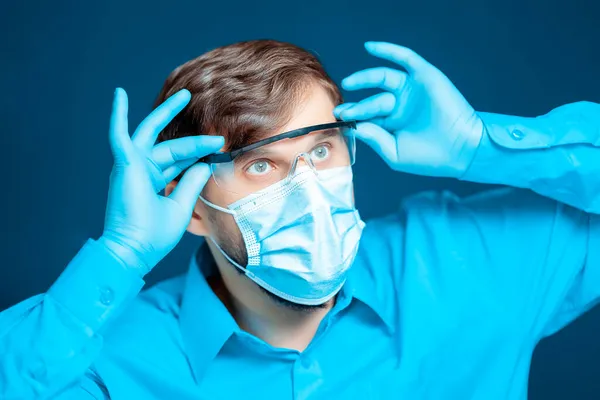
[
  {"xmin": 201, "ymin": 196, "xmax": 244, "ymax": 248},
  {"xmin": 202, "ymin": 177, "xmax": 243, "ymax": 208},
  {"xmin": 200, "ymin": 179, "xmax": 246, "ymax": 242},
  {"xmin": 209, "ymin": 206, "xmax": 248, "ymax": 264},
  {"xmin": 212, "ymin": 210, "xmax": 240, "ymax": 238}
]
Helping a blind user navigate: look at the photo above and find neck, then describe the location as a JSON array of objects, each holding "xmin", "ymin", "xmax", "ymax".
[
  {"xmin": 231, "ymin": 293, "xmax": 334, "ymax": 352},
  {"xmin": 210, "ymin": 272, "xmax": 333, "ymax": 352},
  {"xmin": 206, "ymin": 239, "xmax": 334, "ymax": 352}
]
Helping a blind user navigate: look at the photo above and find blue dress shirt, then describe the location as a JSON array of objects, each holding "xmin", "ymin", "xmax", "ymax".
[{"xmin": 0, "ymin": 102, "xmax": 599, "ymax": 399}]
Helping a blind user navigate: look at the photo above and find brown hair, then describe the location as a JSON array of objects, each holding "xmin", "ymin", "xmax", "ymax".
[{"xmin": 155, "ymin": 39, "xmax": 342, "ymax": 150}]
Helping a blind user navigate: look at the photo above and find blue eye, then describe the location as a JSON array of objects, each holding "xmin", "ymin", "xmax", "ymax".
[
  {"xmin": 246, "ymin": 160, "xmax": 272, "ymax": 175},
  {"xmin": 311, "ymin": 145, "xmax": 330, "ymax": 160}
]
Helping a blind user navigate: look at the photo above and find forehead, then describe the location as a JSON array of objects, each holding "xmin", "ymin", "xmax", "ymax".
[
  {"xmin": 276, "ymin": 85, "xmax": 337, "ymax": 136},
  {"xmin": 248, "ymin": 86, "xmax": 338, "ymax": 156},
  {"xmin": 218, "ymin": 85, "xmax": 338, "ymax": 154}
]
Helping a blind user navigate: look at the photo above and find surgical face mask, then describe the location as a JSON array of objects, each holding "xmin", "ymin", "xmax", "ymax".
[{"xmin": 199, "ymin": 165, "xmax": 365, "ymax": 305}]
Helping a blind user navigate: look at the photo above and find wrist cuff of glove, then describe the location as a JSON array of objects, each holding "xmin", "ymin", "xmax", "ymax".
[{"xmin": 97, "ymin": 235, "xmax": 152, "ymax": 277}]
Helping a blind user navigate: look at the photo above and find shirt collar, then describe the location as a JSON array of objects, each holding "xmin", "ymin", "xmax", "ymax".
[
  {"xmin": 345, "ymin": 256, "xmax": 396, "ymax": 334},
  {"xmin": 179, "ymin": 241, "xmax": 395, "ymax": 382}
]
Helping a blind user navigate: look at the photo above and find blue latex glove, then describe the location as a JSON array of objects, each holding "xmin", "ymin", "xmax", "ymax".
[
  {"xmin": 335, "ymin": 42, "xmax": 484, "ymax": 178},
  {"xmin": 99, "ymin": 88, "xmax": 224, "ymax": 275}
]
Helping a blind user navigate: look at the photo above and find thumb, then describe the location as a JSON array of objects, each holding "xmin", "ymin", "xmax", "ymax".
[
  {"xmin": 109, "ymin": 88, "xmax": 135, "ymax": 162},
  {"xmin": 169, "ymin": 163, "xmax": 212, "ymax": 213},
  {"xmin": 355, "ymin": 122, "xmax": 399, "ymax": 167},
  {"xmin": 333, "ymin": 102, "xmax": 357, "ymax": 119}
]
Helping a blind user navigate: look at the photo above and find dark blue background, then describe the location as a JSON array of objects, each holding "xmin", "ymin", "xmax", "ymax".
[{"xmin": 2, "ymin": 0, "xmax": 599, "ymax": 398}]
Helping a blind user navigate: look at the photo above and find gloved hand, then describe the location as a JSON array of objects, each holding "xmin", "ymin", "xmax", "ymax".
[
  {"xmin": 335, "ymin": 41, "xmax": 484, "ymax": 179},
  {"xmin": 98, "ymin": 88, "xmax": 224, "ymax": 275}
]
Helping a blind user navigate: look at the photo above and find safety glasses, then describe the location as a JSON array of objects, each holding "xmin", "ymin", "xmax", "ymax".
[{"xmin": 201, "ymin": 120, "xmax": 357, "ymax": 196}]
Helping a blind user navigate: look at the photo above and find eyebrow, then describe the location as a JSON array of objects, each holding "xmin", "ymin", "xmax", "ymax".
[
  {"xmin": 234, "ymin": 147, "xmax": 275, "ymax": 165},
  {"xmin": 313, "ymin": 128, "xmax": 341, "ymax": 140}
]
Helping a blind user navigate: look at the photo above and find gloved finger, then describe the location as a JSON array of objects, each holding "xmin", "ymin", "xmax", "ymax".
[
  {"xmin": 162, "ymin": 159, "xmax": 201, "ymax": 183},
  {"xmin": 131, "ymin": 89, "xmax": 192, "ymax": 151},
  {"xmin": 341, "ymin": 67, "xmax": 408, "ymax": 93},
  {"xmin": 354, "ymin": 122, "xmax": 398, "ymax": 166},
  {"xmin": 333, "ymin": 103, "xmax": 357, "ymax": 119},
  {"xmin": 364, "ymin": 41, "xmax": 430, "ymax": 74},
  {"xmin": 169, "ymin": 163, "xmax": 212, "ymax": 213},
  {"xmin": 108, "ymin": 88, "xmax": 134, "ymax": 160},
  {"xmin": 152, "ymin": 135, "xmax": 225, "ymax": 170},
  {"xmin": 365, "ymin": 117, "xmax": 386, "ymax": 126},
  {"xmin": 338, "ymin": 92, "xmax": 396, "ymax": 121}
]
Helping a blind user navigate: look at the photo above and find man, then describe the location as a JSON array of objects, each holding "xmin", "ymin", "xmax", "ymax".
[{"xmin": 1, "ymin": 39, "xmax": 599, "ymax": 399}]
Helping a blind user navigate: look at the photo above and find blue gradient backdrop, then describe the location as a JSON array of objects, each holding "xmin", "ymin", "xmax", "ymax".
[{"xmin": 2, "ymin": 0, "xmax": 599, "ymax": 398}]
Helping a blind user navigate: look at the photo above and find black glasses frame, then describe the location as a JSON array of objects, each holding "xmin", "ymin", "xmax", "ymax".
[{"xmin": 200, "ymin": 120, "xmax": 357, "ymax": 164}]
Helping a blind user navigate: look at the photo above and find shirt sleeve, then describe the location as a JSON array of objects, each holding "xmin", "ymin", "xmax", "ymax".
[
  {"xmin": 400, "ymin": 187, "xmax": 600, "ymax": 341},
  {"xmin": 0, "ymin": 239, "xmax": 144, "ymax": 400},
  {"xmin": 462, "ymin": 101, "xmax": 600, "ymax": 214}
]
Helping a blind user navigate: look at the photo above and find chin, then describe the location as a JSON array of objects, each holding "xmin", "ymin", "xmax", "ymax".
[{"xmin": 259, "ymin": 285, "xmax": 331, "ymax": 312}]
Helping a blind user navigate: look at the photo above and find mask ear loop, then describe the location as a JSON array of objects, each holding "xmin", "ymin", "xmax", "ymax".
[
  {"xmin": 198, "ymin": 195, "xmax": 236, "ymax": 215},
  {"xmin": 206, "ymin": 236, "xmax": 255, "ymax": 278},
  {"xmin": 198, "ymin": 196, "xmax": 252, "ymax": 275}
]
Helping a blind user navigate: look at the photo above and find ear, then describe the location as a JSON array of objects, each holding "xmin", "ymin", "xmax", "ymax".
[{"xmin": 165, "ymin": 180, "xmax": 210, "ymax": 237}]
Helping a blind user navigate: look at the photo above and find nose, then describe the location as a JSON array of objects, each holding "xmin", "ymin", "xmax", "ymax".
[{"xmin": 289, "ymin": 152, "xmax": 317, "ymax": 176}]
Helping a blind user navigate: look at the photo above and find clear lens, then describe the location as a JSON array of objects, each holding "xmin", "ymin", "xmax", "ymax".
[{"xmin": 210, "ymin": 126, "xmax": 355, "ymax": 196}]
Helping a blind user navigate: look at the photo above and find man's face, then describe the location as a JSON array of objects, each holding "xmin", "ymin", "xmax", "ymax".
[{"xmin": 193, "ymin": 84, "xmax": 347, "ymax": 309}]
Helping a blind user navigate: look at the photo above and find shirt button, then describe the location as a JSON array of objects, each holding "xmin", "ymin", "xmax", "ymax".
[
  {"xmin": 301, "ymin": 357, "xmax": 312, "ymax": 368},
  {"xmin": 99, "ymin": 286, "xmax": 114, "ymax": 306},
  {"xmin": 510, "ymin": 129, "xmax": 525, "ymax": 141}
]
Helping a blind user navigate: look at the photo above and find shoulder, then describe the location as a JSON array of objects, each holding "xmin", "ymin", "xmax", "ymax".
[
  {"xmin": 398, "ymin": 186, "xmax": 573, "ymax": 233},
  {"xmin": 359, "ymin": 187, "xmax": 528, "ymax": 249},
  {"xmin": 399, "ymin": 186, "xmax": 543, "ymax": 214},
  {"xmin": 353, "ymin": 187, "xmax": 553, "ymax": 285}
]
